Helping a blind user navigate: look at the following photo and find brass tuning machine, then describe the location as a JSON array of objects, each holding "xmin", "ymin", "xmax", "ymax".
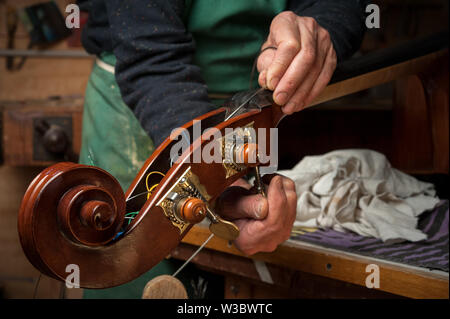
[
  {"xmin": 206, "ymin": 207, "xmax": 239, "ymax": 241},
  {"xmin": 165, "ymin": 170, "xmax": 240, "ymax": 241}
]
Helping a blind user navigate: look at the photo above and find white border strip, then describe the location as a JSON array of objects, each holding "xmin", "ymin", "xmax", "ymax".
[{"xmin": 96, "ymin": 58, "xmax": 115, "ymax": 74}]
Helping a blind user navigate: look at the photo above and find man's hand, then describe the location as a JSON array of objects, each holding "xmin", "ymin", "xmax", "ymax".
[
  {"xmin": 216, "ymin": 175, "xmax": 297, "ymax": 255},
  {"xmin": 257, "ymin": 11, "xmax": 337, "ymax": 115}
]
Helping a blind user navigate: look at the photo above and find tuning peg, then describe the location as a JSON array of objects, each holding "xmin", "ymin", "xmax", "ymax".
[
  {"xmin": 254, "ymin": 165, "xmax": 266, "ymax": 197},
  {"xmin": 176, "ymin": 197, "xmax": 207, "ymax": 224},
  {"xmin": 234, "ymin": 143, "xmax": 259, "ymax": 167}
]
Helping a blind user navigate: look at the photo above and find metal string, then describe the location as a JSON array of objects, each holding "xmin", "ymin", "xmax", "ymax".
[
  {"xmin": 170, "ymin": 46, "xmax": 277, "ymax": 279},
  {"xmin": 249, "ymin": 46, "xmax": 277, "ymax": 89},
  {"xmin": 172, "ymin": 233, "xmax": 215, "ymax": 278},
  {"xmin": 32, "ymin": 273, "xmax": 42, "ymax": 299}
]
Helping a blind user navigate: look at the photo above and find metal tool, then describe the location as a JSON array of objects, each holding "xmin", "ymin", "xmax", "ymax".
[{"xmin": 225, "ymin": 87, "xmax": 265, "ymax": 121}]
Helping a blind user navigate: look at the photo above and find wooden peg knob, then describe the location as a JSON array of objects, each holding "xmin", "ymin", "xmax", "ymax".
[
  {"xmin": 234, "ymin": 143, "xmax": 259, "ymax": 167},
  {"xmin": 177, "ymin": 197, "xmax": 207, "ymax": 224},
  {"xmin": 142, "ymin": 275, "xmax": 188, "ymax": 299}
]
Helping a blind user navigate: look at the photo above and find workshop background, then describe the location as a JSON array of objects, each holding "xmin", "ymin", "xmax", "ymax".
[{"xmin": 0, "ymin": 0, "xmax": 448, "ymax": 298}]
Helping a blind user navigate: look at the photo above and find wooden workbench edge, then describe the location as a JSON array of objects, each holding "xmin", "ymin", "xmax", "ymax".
[{"xmin": 182, "ymin": 226, "xmax": 449, "ymax": 299}]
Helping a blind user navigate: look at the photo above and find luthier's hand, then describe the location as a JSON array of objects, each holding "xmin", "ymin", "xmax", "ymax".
[
  {"xmin": 257, "ymin": 11, "xmax": 337, "ymax": 114},
  {"xmin": 216, "ymin": 176, "xmax": 297, "ymax": 255}
]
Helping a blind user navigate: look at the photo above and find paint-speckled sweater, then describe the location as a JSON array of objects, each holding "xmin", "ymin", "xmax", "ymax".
[{"xmin": 77, "ymin": 0, "xmax": 369, "ymax": 145}]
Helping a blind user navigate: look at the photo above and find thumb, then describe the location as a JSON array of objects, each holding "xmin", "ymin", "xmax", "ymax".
[{"xmin": 216, "ymin": 186, "xmax": 268, "ymax": 220}]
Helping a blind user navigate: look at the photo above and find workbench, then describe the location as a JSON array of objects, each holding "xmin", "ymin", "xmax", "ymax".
[
  {"xmin": 173, "ymin": 225, "xmax": 449, "ymax": 299},
  {"xmin": 171, "ymin": 35, "xmax": 449, "ymax": 299}
]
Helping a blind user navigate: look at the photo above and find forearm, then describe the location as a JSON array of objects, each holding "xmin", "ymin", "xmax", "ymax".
[{"xmin": 105, "ymin": 0, "xmax": 215, "ymax": 146}]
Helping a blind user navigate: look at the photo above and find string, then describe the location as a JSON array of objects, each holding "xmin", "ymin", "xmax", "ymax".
[
  {"xmin": 32, "ymin": 273, "xmax": 42, "ymax": 299},
  {"xmin": 59, "ymin": 281, "xmax": 66, "ymax": 299},
  {"xmin": 116, "ymin": 171, "xmax": 166, "ymax": 232},
  {"xmin": 249, "ymin": 46, "xmax": 277, "ymax": 89},
  {"xmin": 147, "ymin": 184, "xmax": 159, "ymax": 197},
  {"xmin": 128, "ymin": 49, "xmax": 279, "ymax": 278},
  {"xmin": 170, "ymin": 48, "xmax": 278, "ymax": 279},
  {"xmin": 126, "ymin": 171, "xmax": 165, "ymax": 204},
  {"xmin": 172, "ymin": 233, "xmax": 215, "ymax": 278},
  {"xmin": 145, "ymin": 171, "xmax": 165, "ymax": 199},
  {"xmin": 126, "ymin": 190, "xmax": 153, "ymax": 202},
  {"xmin": 125, "ymin": 212, "xmax": 140, "ymax": 225}
]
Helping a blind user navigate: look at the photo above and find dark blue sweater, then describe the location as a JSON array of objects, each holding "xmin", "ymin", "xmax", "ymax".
[{"xmin": 78, "ymin": 0, "xmax": 369, "ymax": 145}]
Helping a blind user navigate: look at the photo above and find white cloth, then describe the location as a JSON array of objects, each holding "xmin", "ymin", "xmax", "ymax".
[{"xmin": 278, "ymin": 149, "xmax": 440, "ymax": 243}]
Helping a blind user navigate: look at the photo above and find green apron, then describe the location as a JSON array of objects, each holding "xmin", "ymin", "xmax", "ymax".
[
  {"xmin": 185, "ymin": 0, "xmax": 286, "ymax": 94},
  {"xmin": 80, "ymin": 0, "xmax": 286, "ymax": 299},
  {"xmin": 79, "ymin": 53, "xmax": 155, "ymax": 191}
]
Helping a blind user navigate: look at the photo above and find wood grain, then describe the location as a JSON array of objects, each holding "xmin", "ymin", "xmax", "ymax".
[
  {"xmin": 422, "ymin": 55, "xmax": 450, "ymax": 173},
  {"xmin": 309, "ymin": 49, "xmax": 448, "ymax": 108},
  {"xmin": 172, "ymin": 243, "xmax": 401, "ymax": 299},
  {"xmin": 142, "ymin": 275, "xmax": 188, "ymax": 299},
  {"xmin": 182, "ymin": 226, "xmax": 449, "ymax": 299},
  {"xmin": 392, "ymin": 75, "xmax": 434, "ymax": 171},
  {"xmin": 1, "ymin": 100, "xmax": 83, "ymax": 166}
]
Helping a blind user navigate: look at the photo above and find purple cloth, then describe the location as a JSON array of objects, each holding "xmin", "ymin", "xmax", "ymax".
[{"xmin": 292, "ymin": 200, "xmax": 449, "ymax": 272}]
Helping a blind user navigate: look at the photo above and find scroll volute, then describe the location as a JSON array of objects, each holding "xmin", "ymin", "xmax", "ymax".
[
  {"xmin": 57, "ymin": 184, "xmax": 123, "ymax": 246},
  {"xmin": 17, "ymin": 93, "xmax": 280, "ymax": 288},
  {"xmin": 18, "ymin": 162, "xmax": 126, "ymax": 280}
]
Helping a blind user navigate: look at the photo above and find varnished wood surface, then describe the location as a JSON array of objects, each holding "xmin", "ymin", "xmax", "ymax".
[
  {"xmin": 181, "ymin": 225, "xmax": 449, "ymax": 299},
  {"xmin": 12, "ymin": 29, "xmax": 448, "ymax": 291},
  {"xmin": 173, "ymin": 243, "xmax": 404, "ymax": 298},
  {"xmin": 309, "ymin": 49, "xmax": 448, "ymax": 108},
  {"xmin": 176, "ymin": 47, "xmax": 450, "ymax": 299},
  {"xmin": 16, "ymin": 100, "xmax": 280, "ymax": 288}
]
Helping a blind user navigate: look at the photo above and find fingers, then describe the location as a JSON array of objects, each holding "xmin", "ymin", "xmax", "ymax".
[
  {"xmin": 232, "ymin": 175, "xmax": 297, "ymax": 255},
  {"xmin": 273, "ymin": 17, "xmax": 319, "ymax": 107},
  {"xmin": 258, "ymin": 70, "xmax": 267, "ymax": 89},
  {"xmin": 264, "ymin": 176, "xmax": 297, "ymax": 245},
  {"xmin": 216, "ymin": 186, "xmax": 268, "ymax": 221},
  {"xmin": 265, "ymin": 12, "xmax": 301, "ymax": 92},
  {"xmin": 261, "ymin": 173, "xmax": 282, "ymax": 185},
  {"xmin": 282, "ymin": 31, "xmax": 336, "ymax": 114},
  {"xmin": 281, "ymin": 177, "xmax": 298, "ymax": 241},
  {"xmin": 266, "ymin": 176, "xmax": 296, "ymax": 242},
  {"xmin": 257, "ymin": 12, "xmax": 337, "ymax": 113},
  {"xmin": 230, "ymin": 178, "xmax": 252, "ymax": 190},
  {"xmin": 302, "ymin": 45, "xmax": 337, "ymax": 106},
  {"xmin": 233, "ymin": 219, "xmax": 275, "ymax": 255},
  {"xmin": 264, "ymin": 175, "xmax": 288, "ymax": 225},
  {"xmin": 257, "ymin": 42, "xmax": 276, "ymax": 72},
  {"xmin": 257, "ymin": 48, "xmax": 275, "ymax": 88}
]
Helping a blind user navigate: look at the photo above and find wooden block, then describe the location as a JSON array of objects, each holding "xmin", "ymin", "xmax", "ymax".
[
  {"xmin": 142, "ymin": 275, "xmax": 188, "ymax": 299},
  {"xmin": 1, "ymin": 97, "xmax": 83, "ymax": 166}
]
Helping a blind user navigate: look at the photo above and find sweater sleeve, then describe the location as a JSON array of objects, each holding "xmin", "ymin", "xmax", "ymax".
[
  {"xmin": 288, "ymin": 0, "xmax": 370, "ymax": 61},
  {"xmin": 105, "ymin": 0, "xmax": 215, "ymax": 146}
]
